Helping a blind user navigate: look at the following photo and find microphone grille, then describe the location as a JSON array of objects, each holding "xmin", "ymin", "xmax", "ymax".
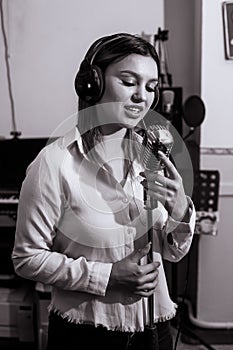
[
  {"xmin": 140, "ymin": 125, "xmax": 173, "ymax": 172},
  {"xmin": 162, "ymin": 90, "xmax": 175, "ymax": 105}
]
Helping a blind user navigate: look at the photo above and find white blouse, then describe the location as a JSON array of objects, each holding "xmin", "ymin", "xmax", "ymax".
[{"xmin": 12, "ymin": 126, "xmax": 196, "ymax": 332}]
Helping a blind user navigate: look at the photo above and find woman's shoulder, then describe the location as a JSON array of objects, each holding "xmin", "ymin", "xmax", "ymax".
[{"xmin": 26, "ymin": 127, "xmax": 79, "ymax": 173}]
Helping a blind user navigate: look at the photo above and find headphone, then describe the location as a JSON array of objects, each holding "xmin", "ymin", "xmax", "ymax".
[{"xmin": 74, "ymin": 33, "xmax": 160, "ymax": 108}]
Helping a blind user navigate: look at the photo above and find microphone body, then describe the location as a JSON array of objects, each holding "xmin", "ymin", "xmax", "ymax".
[
  {"xmin": 140, "ymin": 124, "xmax": 173, "ymax": 210},
  {"xmin": 140, "ymin": 124, "xmax": 174, "ymax": 173}
]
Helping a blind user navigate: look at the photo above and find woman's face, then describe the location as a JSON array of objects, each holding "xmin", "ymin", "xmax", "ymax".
[{"xmin": 97, "ymin": 53, "xmax": 158, "ymax": 134}]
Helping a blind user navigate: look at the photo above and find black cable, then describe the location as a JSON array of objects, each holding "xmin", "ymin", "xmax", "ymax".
[
  {"xmin": 163, "ymin": 41, "xmax": 172, "ymax": 87},
  {"xmin": 180, "ymin": 325, "xmax": 217, "ymax": 350},
  {"xmin": 183, "ymin": 127, "xmax": 195, "ymax": 141},
  {"xmin": 173, "ymin": 248, "xmax": 217, "ymax": 350},
  {"xmin": 173, "ymin": 250, "xmax": 191, "ymax": 350},
  {"xmin": 0, "ymin": 0, "xmax": 21, "ymax": 138}
]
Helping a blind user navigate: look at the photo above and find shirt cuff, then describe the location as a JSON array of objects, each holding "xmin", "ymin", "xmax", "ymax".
[
  {"xmin": 166, "ymin": 197, "xmax": 196, "ymax": 247},
  {"xmin": 87, "ymin": 261, "xmax": 113, "ymax": 296},
  {"xmin": 167, "ymin": 196, "xmax": 195, "ymax": 228}
]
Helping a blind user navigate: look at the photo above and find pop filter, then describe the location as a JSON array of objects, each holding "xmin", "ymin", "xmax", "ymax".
[
  {"xmin": 183, "ymin": 95, "xmax": 205, "ymax": 128},
  {"xmin": 182, "ymin": 95, "xmax": 205, "ymax": 140}
]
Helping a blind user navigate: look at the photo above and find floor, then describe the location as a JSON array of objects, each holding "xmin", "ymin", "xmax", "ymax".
[
  {"xmin": 177, "ymin": 342, "xmax": 233, "ymax": 350},
  {"xmin": 172, "ymin": 327, "xmax": 233, "ymax": 350},
  {"xmin": 176, "ymin": 341, "xmax": 233, "ymax": 350}
]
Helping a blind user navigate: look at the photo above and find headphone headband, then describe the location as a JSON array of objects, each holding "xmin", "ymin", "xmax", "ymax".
[{"xmin": 86, "ymin": 33, "xmax": 136, "ymax": 65}]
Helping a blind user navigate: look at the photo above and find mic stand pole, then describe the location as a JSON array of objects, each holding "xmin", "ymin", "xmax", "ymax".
[{"xmin": 144, "ymin": 189, "xmax": 159, "ymax": 350}]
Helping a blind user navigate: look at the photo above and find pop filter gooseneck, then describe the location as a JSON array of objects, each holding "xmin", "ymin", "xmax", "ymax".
[{"xmin": 182, "ymin": 95, "xmax": 205, "ymax": 140}]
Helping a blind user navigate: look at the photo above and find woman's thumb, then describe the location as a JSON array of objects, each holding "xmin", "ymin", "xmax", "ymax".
[{"xmin": 130, "ymin": 242, "xmax": 151, "ymax": 263}]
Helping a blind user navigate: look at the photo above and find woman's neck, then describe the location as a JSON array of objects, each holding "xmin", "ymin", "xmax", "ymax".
[
  {"xmin": 99, "ymin": 128, "xmax": 126, "ymax": 157},
  {"xmin": 96, "ymin": 128, "xmax": 129, "ymax": 183},
  {"xmin": 100, "ymin": 124, "xmax": 127, "ymax": 137}
]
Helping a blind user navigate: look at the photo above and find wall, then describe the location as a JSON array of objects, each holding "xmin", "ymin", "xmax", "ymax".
[
  {"xmin": 201, "ymin": 0, "xmax": 233, "ymax": 149},
  {"xmin": 164, "ymin": 0, "xmax": 202, "ymax": 100},
  {"xmin": 0, "ymin": 0, "xmax": 164, "ymax": 138},
  {"xmin": 198, "ymin": 150, "xmax": 233, "ymax": 325},
  {"xmin": 164, "ymin": 0, "xmax": 202, "ymax": 168},
  {"xmin": 198, "ymin": 0, "xmax": 233, "ymax": 326}
]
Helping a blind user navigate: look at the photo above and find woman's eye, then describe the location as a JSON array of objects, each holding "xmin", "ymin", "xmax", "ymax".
[{"xmin": 122, "ymin": 80, "xmax": 135, "ymax": 87}]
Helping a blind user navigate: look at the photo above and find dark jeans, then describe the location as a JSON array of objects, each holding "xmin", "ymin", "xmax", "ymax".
[{"xmin": 46, "ymin": 311, "xmax": 173, "ymax": 350}]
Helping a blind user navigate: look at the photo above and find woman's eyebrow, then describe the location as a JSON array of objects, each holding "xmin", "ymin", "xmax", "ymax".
[{"xmin": 119, "ymin": 70, "xmax": 158, "ymax": 82}]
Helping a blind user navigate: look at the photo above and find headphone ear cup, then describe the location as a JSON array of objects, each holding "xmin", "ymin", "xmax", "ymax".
[
  {"xmin": 74, "ymin": 61, "xmax": 104, "ymax": 103},
  {"xmin": 90, "ymin": 65, "xmax": 104, "ymax": 102}
]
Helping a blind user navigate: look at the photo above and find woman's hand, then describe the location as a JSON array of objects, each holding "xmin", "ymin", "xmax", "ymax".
[
  {"xmin": 141, "ymin": 150, "xmax": 189, "ymax": 221},
  {"xmin": 108, "ymin": 243, "xmax": 160, "ymax": 297}
]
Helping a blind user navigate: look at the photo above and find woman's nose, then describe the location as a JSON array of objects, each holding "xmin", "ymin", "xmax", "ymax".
[{"xmin": 131, "ymin": 86, "xmax": 146, "ymax": 103}]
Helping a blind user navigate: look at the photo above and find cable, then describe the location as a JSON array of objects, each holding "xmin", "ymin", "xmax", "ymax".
[
  {"xmin": 183, "ymin": 127, "xmax": 195, "ymax": 140},
  {"xmin": 163, "ymin": 41, "xmax": 172, "ymax": 87},
  {"xmin": 173, "ymin": 246, "xmax": 217, "ymax": 350},
  {"xmin": 0, "ymin": 0, "xmax": 21, "ymax": 138},
  {"xmin": 173, "ymin": 250, "xmax": 191, "ymax": 350}
]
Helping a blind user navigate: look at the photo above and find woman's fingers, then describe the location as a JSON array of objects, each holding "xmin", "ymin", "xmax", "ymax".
[
  {"xmin": 134, "ymin": 262, "xmax": 160, "ymax": 293},
  {"xmin": 135, "ymin": 275, "xmax": 159, "ymax": 296},
  {"xmin": 157, "ymin": 151, "xmax": 178, "ymax": 179}
]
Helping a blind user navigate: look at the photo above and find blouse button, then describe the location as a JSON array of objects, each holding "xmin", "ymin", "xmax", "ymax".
[
  {"xmin": 122, "ymin": 198, "xmax": 129, "ymax": 203},
  {"xmin": 127, "ymin": 228, "xmax": 133, "ymax": 235}
]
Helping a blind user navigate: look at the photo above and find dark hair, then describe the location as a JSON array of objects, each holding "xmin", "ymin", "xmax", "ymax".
[
  {"xmin": 78, "ymin": 33, "xmax": 159, "ymax": 111},
  {"xmin": 77, "ymin": 33, "xmax": 160, "ymax": 167},
  {"xmin": 88, "ymin": 33, "xmax": 159, "ymax": 77}
]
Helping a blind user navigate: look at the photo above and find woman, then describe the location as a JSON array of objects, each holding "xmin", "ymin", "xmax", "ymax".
[{"xmin": 12, "ymin": 33, "xmax": 195, "ymax": 350}]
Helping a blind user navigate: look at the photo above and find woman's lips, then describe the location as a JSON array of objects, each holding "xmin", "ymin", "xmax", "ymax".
[{"xmin": 124, "ymin": 105, "xmax": 143, "ymax": 118}]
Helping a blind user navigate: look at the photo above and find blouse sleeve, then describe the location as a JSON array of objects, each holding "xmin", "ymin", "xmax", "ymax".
[
  {"xmin": 12, "ymin": 146, "xmax": 112, "ymax": 296},
  {"xmin": 161, "ymin": 196, "xmax": 196, "ymax": 262}
]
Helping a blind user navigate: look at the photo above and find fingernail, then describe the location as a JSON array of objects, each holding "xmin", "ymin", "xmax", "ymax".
[{"xmin": 158, "ymin": 150, "xmax": 164, "ymax": 157}]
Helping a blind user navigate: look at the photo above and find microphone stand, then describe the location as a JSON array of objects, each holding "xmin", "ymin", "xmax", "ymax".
[
  {"xmin": 144, "ymin": 189, "xmax": 159, "ymax": 350},
  {"xmin": 139, "ymin": 121, "xmax": 173, "ymax": 349}
]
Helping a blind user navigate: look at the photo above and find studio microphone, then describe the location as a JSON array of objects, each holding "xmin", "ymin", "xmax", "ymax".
[
  {"xmin": 139, "ymin": 124, "xmax": 174, "ymax": 210},
  {"xmin": 139, "ymin": 125, "xmax": 174, "ymax": 277},
  {"xmin": 140, "ymin": 124, "xmax": 174, "ymax": 173},
  {"xmin": 162, "ymin": 90, "xmax": 175, "ymax": 121}
]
